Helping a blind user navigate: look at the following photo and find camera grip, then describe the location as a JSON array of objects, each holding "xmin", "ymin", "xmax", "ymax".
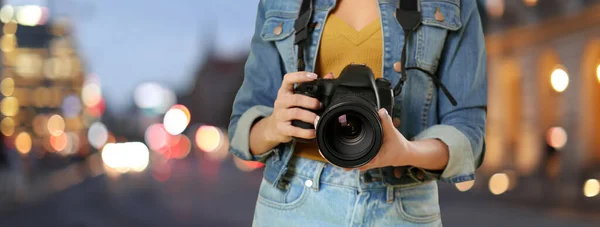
[{"xmin": 291, "ymin": 107, "xmax": 317, "ymax": 143}]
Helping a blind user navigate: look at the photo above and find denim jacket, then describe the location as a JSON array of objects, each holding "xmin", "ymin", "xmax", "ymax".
[{"xmin": 228, "ymin": 0, "xmax": 487, "ymax": 188}]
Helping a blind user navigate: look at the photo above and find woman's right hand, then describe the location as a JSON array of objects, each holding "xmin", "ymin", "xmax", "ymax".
[{"xmin": 264, "ymin": 72, "xmax": 333, "ymax": 144}]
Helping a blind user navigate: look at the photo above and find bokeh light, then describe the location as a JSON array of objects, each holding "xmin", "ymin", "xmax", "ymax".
[
  {"xmin": 489, "ymin": 173, "xmax": 510, "ymax": 195},
  {"xmin": 134, "ymin": 82, "xmax": 176, "ymax": 114},
  {"xmin": 50, "ymin": 132, "xmax": 68, "ymax": 152},
  {"xmin": 1, "ymin": 77, "xmax": 15, "ymax": 96},
  {"xmin": 61, "ymin": 95, "xmax": 82, "ymax": 118},
  {"xmin": 62, "ymin": 132, "xmax": 79, "ymax": 156},
  {"xmin": 551, "ymin": 68, "xmax": 569, "ymax": 92},
  {"xmin": 1, "ymin": 96, "xmax": 19, "ymax": 117},
  {"xmin": 485, "ymin": 0, "xmax": 505, "ymax": 18},
  {"xmin": 88, "ymin": 122, "xmax": 108, "ymax": 149},
  {"xmin": 152, "ymin": 162, "xmax": 171, "ymax": 182},
  {"xmin": 86, "ymin": 98, "xmax": 105, "ymax": 117},
  {"xmin": 523, "ymin": 0, "xmax": 538, "ymax": 7},
  {"xmin": 204, "ymin": 131, "xmax": 230, "ymax": 162},
  {"xmin": 0, "ymin": 34, "xmax": 16, "ymax": 52},
  {"xmin": 596, "ymin": 64, "xmax": 600, "ymax": 83},
  {"xmin": 145, "ymin": 124, "xmax": 169, "ymax": 151},
  {"xmin": 32, "ymin": 114, "xmax": 48, "ymax": 136},
  {"xmin": 546, "ymin": 127, "xmax": 568, "ymax": 149},
  {"xmin": 163, "ymin": 105, "xmax": 190, "ymax": 135},
  {"xmin": 15, "ymin": 131, "xmax": 32, "ymax": 155},
  {"xmin": 584, "ymin": 179, "xmax": 600, "ymax": 198},
  {"xmin": 0, "ymin": 5, "xmax": 14, "ymax": 23},
  {"xmin": 101, "ymin": 142, "xmax": 150, "ymax": 173},
  {"xmin": 455, "ymin": 180, "xmax": 475, "ymax": 192},
  {"xmin": 233, "ymin": 156, "xmax": 265, "ymax": 172},
  {"xmin": 47, "ymin": 114, "xmax": 65, "ymax": 136},
  {"xmin": 1, "ymin": 117, "xmax": 15, "ymax": 136},
  {"xmin": 195, "ymin": 125, "xmax": 223, "ymax": 152},
  {"xmin": 15, "ymin": 5, "xmax": 45, "ymax": 26},
  {"xmin": 167, "ymin": 135, "xmax": 191, "ymax": 159},
  {"xmin": 3, "ymin": 21, "xmax": 17, "ymax": 35},
  {"xmin": 82, "ymin": 81, "xmax": 102, "ymax": 107}
]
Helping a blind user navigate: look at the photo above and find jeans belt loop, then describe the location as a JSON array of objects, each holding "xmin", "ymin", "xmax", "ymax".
[
  {"xmin": 407, "ymin": 166, "xmax": 425, "ymax": 183},
  {"xmin": 311, "ymin": 162, "xmax": 326, "ymax": 191},
  {"xmin": 386, "ymin": 186, "xmax": 394, "ymax": 204}
]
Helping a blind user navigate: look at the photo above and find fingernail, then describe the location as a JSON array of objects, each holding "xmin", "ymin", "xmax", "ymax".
[
  {"xmin": 319, "ymin": 102, "xmax": 323, "ymax": 109},
  {"xmin": 314, "ymin": 116, "xmax": 320, "ymax": 127},
  {"xmin": 307, "ymin": 73, "xmax": 317, "ymax": 79},
  {"xmin": 380, "ymin": 108, "xmax": 388, "ymax": 116}
]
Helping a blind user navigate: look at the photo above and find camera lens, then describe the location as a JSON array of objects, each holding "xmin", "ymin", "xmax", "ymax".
[
  {"xmin": 334, "ymin": 114, "xmax": 365, "ymax": 145},
  {"xmin": 316, "ymin": 100, "xmax": 383, "ymax": 168}
]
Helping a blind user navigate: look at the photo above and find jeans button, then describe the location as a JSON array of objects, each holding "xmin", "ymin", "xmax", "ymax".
[
  {"xmin": 273, "ymin": 22, "xmax": 283, "ymax": 35},
  {"xmin": 393, "ymin": 62, "xmax": 402, "ymax": 72},
  {"xmin": 304, "ymin": 179, "xmax": 313, "ymax": 188}
]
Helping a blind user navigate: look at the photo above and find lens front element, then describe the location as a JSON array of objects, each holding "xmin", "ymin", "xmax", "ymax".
[{"xmin": 316, "ymin": 101, "xmax": 383, "ymax": 168}]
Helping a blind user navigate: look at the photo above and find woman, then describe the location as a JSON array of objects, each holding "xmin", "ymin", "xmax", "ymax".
[{"xmin": 229, "ymin": 0, "xmax": 487, "ymax": 226}]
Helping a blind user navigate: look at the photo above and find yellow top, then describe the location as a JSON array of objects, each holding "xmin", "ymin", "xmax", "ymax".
[{"xmin": 294, "ymin": 14, "xmax": 383, "ymax": 162}]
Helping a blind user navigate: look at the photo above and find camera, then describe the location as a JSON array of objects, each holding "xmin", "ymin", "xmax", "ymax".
[{"xmin": 292, "ymin": 63, "xmax": 394, "ymax": 168}]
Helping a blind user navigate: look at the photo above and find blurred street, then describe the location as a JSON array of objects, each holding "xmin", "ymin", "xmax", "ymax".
[
  {"xmin": 1, "ymin": 155, "xmax": 598, "ymax": 227},
  {"xmin": 1, "ymin": 0, "xmax": 600, "ymax": 226}
]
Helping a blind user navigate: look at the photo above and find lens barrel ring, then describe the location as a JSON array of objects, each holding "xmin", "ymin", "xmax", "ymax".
[{"xmin": 316, "ymin": 99, "xmax": 383, "ymax": 168}]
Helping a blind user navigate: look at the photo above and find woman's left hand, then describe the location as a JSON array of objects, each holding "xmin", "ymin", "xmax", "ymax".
[{"xmin": 356, "ymin": 108, "xmax": 414, "ymax": 171}]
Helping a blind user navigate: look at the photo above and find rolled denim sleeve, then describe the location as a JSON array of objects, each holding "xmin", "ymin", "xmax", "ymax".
[
  {"xmin": 228, "ymin": 1, "xmax": 283, "ymax": 163},
  {"xmin": 414, "ymin": 1, "xmax": 487, "ymax": 184}
]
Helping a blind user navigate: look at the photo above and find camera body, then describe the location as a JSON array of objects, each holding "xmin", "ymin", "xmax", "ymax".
[{"xmin": 292, "ymin": 64, "xmax": 394, "ymax": 168}]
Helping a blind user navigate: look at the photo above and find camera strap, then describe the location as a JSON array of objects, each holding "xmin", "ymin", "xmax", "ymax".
[
  {"xmin": 294, "ymin": 0, "xmax": 313, "ymax": 72},
  {"xmin": 293, "ymin": 0, "xmax": 456, "ymax": 106}
]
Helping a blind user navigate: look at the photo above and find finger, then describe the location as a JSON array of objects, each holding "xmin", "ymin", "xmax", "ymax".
[
  {"xmin": 378, "ymin": 108, "xmax": 395, "ymax": 133},
  {"xmin": 284, "ymin": 108, "xmax": 318, "ymax": 125},
  {"xmin": 280, "ymin": 94, "xmax": 321, "ymax": 110},
  {"xmin": 281, "ymin": 124, "xmax": 316, "ymax": 140},
  {"xmin": 280, "ymin": 72, "xmax": 318, "ymax": 94},
  {"xmin": 357, "ymin": 156, "xmax": 379, "ymax": 171},
  {"xmin": 323, "ymin": 72, "xmax": 334, "ymax": 79}
]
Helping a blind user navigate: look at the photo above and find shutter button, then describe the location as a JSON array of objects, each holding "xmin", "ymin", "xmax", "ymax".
[
  {"xmin": 273, "ymin": 22, "xmax": 283, "ymax": 35},
  {"xmin": 304, "ymin": 179, "xmax": 313, "ymax": 188}
]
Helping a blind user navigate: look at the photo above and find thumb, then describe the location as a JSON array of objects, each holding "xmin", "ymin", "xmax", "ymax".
[
  {"xmin": 323, "ymin": 72, "xmax": 334, "ymax": 79},
  {"xmin": 378, "ymin": 108, "xmax": 394, "ymax": 132}
]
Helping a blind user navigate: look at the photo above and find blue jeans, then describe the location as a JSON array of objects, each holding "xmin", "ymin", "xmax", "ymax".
[{"xmin": 253, "ymin": 156, "xmax": 443, "ymax": 227}]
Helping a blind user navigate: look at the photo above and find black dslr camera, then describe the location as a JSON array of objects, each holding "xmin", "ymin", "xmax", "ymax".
[{"xmin": 292, "ymin": 64, "xmax": 394, "ymax": 168}]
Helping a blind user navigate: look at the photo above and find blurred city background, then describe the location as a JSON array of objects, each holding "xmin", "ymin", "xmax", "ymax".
[{"xmin": 0, "ymin": 0, "xmax": 599, "ymax": 226}]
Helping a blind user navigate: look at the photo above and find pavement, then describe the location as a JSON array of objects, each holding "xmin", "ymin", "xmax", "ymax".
[{"xmin": 0, "ymin": 155, "xmax": 599, "ymax": 227}]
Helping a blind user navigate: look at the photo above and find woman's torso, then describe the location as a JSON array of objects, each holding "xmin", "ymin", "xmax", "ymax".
[
  {"xmin": 259, "ymin": 0, "xmax": 464, "ymax": 186},
  {"xmin": 294, "ymin": 0, "xmax": 385, "ymax": 161}
]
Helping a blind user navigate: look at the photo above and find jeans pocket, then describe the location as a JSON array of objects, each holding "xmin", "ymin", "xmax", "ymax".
[
  {"xmin": 395, "ymin": 181, "xmax": 441, "ymax": 224},
  {"xmin": 257, "ymin": 177, "xmax": 309, "ymax": 210}
]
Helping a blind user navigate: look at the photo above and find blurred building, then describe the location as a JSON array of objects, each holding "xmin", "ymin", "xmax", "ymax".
[
  {"xmin": 479, "ymin": 0, "xmax": 600, "ymax": 205},
  {"xmin": 0, "ymin": 4, "xmax": 98, "ymax": 171},
  {"xmin": 178, "ymin": 45, "xmax": 246, "ymax": 129}
]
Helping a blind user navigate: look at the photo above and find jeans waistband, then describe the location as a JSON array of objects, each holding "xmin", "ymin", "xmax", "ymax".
[{"xmin": 283, "ymin": 156, "xmax": 430, "ymax": 191}]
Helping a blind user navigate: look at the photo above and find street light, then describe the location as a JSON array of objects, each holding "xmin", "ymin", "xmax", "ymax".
[{"xmin": 550, "ymin": 67, "xmax": 569, "ymax": 93}]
